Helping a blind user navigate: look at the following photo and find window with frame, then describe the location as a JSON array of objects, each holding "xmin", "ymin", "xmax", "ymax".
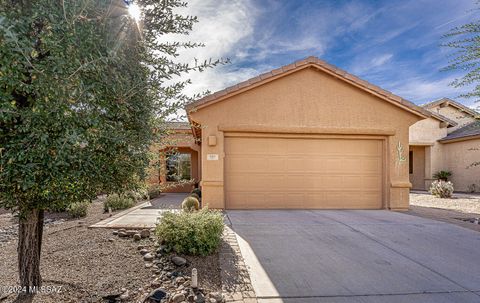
[
  {"xmin": 409, "ymin": 150, "xmax": 413, "ymax": 174},
  {"xmin": 166, "ymin": 152, "xmax": 192, "ymax": 181}
]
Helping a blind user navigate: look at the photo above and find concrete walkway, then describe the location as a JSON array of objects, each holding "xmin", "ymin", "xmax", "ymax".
[
  {"xmin": 227, "ymin": 210, "xmax": 480, "ymax": 303},
  {"xmin": 90, "ymin": 193, "xmax": 187, "ymax": 229}
]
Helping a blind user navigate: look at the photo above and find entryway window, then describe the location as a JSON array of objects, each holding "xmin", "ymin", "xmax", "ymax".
[{"xmin": 166, "ymin": 152, "xmax": 191, "ymax": 181}]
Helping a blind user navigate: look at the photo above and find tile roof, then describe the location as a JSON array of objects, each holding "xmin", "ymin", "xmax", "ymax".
[
  {"xmin": 162, "ymin": 121, "xmax": 191, "ymax": 130},
  {"xmin": 439, "ymin": 120, "xmax": 480, "ymax": 142},
  {"xmin": 185, "ymin": 56, "xmax": 430, "ymax": 119},
  {"xmin": 427, "ymin": 110, "xmax": 458, "ymax": 127}
]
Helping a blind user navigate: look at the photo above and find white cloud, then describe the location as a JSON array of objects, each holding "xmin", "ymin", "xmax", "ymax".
[
  {"xmin": 162, "ymin": 0, "xmax": 259, "ymax": 97},
  {"xmin": 389, "ymin": 76, "xmax": 473, "ymax": 104},
  {"xmin": 371, "ymin": 54, "xmax": 393, "ymax": 67}
]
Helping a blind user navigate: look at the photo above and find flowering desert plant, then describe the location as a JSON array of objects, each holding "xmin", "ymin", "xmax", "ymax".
[{"xmin": 429, "ymin": 180, "xmax": 454, "ymax": 198}]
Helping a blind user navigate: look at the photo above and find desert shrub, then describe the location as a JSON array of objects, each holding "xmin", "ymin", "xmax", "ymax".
[
  {"xmin": 103, "ymin": 194, "xmax": 135, "ymax": 212},
  {"xmin": 191, "ymin": 188, "xmax": 201, "ymax": 198},
  {"xmin": 148, "ymin": 185, "xmax": 161, "ymax": 199},
  {"xmin": 190, "ymin": 192, "xmax": 200, "ymax": 201},
  {"xmin": 137, "ymin": 187, "xmax": 149, "ymax": 200},
  {"xmin": 433, "ymin": 170, "xmax": 452, "ymax": 181},
  {"xmin": 429, "ymin": 180, "xmax": 454, "ymax": 198},
  {"xmin": 125, "ymin": 190, "xmax": 143, "ymax": 202},
  {"xmin": 155, "ymin": 208, "xmax": 224, "ymax": 256},
  {"xmin": 182, "ymin": 196, "xmax": 200, "ymax": 211},
  {"xmin": 67, "ymin": 201, "xmax": 89, "ymax": 218}
]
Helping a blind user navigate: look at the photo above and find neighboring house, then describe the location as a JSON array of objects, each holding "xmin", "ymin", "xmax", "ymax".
[
  {"xmin": 409, "ymin": 98, "xmax": 480, "ymax": 192},
  {"xmin": 150, "ymin": 56, "xmax": 432, "ymax": 210}
]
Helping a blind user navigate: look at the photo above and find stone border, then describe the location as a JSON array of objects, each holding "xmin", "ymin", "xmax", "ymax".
[{"xmin": 219, "ymin": 225, "xmax": 257, "ymax": 303}]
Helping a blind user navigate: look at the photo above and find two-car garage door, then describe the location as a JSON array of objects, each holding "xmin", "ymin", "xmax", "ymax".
[{"xmin": 224, "ymin": 136, "xmax": 383, "ymax": 209}]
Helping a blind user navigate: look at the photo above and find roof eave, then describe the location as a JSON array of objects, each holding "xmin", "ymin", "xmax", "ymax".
[
  {"xmin": 439, "ymin": 134, "xmax": 480, "ymax": 144},
  {"xmin": 186, "ymin": 57, "xmax": 429, "ymax": 119}
]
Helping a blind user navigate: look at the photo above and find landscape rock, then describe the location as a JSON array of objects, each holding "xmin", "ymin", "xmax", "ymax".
[
  {"xmin": 172, "ymin": 293, "xmax": 185, "ymax": 303},
  {"xmin": 209, "ymin": 292, "xmax": 223, "ymax": 303},
  {"xmin": 137, "ymin": 245, "xmax": 145, "ymax": 250},
  {"xmin": 195, "ymin": 293, "xmax": 205, "ymax": 303},
  {"xmin": 145, "ymin": 262, "xmax": 153, "ymax": 268},
  {"xmin": 126, "ymin": 230, "xmax": 137, "ymax": 237},
  {"xmin": 175, "ymin": 277, "xmax": 186, "ymax": 285},
  {"xmin": 108, "ymin": 238, "xmax": 115, "ymax": 242},
  {"xmin": 140, "ymin": 229, "xmax": 150, "ymax": 238},
  {"xmin": 118, "ymin": 231, "xmax": 127, "ymax": 237},
  {"xmin": 144, "ymin": 253, "xmax": 154, "ymax": 261},
  {"xmin": 146, "ymin": 288, "xmax": 167, "ymax": 303},
  {"xmin": 171, "ymin": 256, "xmax": 187, "ymax": 266},
  {"xmin": 140, "ymin": 248, "xmax": 149, "ymax": 255},
  {"xmin": 133, "ymin": 233, "xmax": 141, "ymax": 241},
  {"xmin": 112, "ymin": 230, "xmax": 118, "ymax": 235},
  {"xmin": 119, "ymin": 290, "xmax": 129, "ymax": 301}
]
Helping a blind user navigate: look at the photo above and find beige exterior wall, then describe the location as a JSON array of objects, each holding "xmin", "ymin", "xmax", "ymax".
[
  {"xmin": 442, "ymin": 138, "xmax": 480, "ymax": 192},
  {"xmin": 190, "ymin": 67, "xmax": 423, "ymax": 210},
  {"xmin": 429, "ymin": 105, "xmax": 476, "ymax": 133},
  {"xmin": 409, "ymin": 117, "xmax": 448, "ymax": 189}
]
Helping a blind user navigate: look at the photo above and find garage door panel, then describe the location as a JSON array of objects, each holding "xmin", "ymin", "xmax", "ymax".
[{"xmin": 225, "ymin": 137, "xmax": 383, "ymax": 209}]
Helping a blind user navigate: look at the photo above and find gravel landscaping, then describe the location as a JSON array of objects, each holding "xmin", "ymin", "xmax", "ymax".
[
  {"xmin": 0, "ymin": 198, "xmax": 224, "ymax": 303},
  {"xmin": 410, "ymin": 191, "xmax": 480, "ymax": 214},
  {"xmin": 408, "ymin": 191, "xmax": 480, "ymax": 232}
]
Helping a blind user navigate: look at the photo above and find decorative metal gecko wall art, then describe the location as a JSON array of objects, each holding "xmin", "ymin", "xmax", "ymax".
[{"xmin": 397, "ymin": 141, "xmax": 407, "ymax": 163}]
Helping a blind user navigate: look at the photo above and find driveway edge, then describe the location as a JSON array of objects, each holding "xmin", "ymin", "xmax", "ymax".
[{"xmin": 220, "ymin": 225, "xmax": 258, "ymax": 303}]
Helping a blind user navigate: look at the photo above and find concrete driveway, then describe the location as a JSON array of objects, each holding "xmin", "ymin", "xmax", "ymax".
[{"xmin": 226, "ymin": 210, "xmax": 480, "ymax": 303}]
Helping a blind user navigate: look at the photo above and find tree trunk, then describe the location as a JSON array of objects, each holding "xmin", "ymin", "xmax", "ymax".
[{"xmin": 17, "ymin": 208, "xmax": 44, "ymax": 294}]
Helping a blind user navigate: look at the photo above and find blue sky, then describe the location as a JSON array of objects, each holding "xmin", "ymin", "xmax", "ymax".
[{"xmin": 176, "ymin": 0, "xmax": 480, "ymax": 108}]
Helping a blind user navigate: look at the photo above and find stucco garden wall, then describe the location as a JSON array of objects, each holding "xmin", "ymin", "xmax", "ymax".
[
  {"xmin": 190, "ymin": 67, "xmax": 423, "ymax": 210},
  {"xmin": 443, "ymin": 138, "xmax": 480, "ymax": 192}
]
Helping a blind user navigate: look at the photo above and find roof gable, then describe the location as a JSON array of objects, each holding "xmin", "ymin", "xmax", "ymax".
[
  {"xmin": 423, "ymin": 98, "xmax": 479, "ymax": 118},
  {"xmin": 186, "ymin": 56, "xmax": 430, "ymax": 119}
]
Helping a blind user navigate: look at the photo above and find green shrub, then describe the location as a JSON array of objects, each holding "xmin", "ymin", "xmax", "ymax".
[
  {"xmin": 103, "ymin": 194, "xmax": 135, "ymax": 212},
  {"xmin": 124, "ymin": 190, "xmax": 142, "ymax": 202},
  {"xmin": 429, "ymin": 180, "xmax": 454, "ymax": 198},
  {"xmin": 182, "ymin": 196, "xmax": 200, "ymax": 211},
  {"xmin": 191, "ymin": 188, "xmax": 201, "ymax": 198},
  {"xmin": 433, "ymin": 170, "xmax": 452, "ymax": 181},
  {"xmin": 148, "ymin": 185, "xmax": 161, "ymax": 199},
  {"xmin": 189, "ymin": 192, "xmax": 200, "ymax": 201},
  {"xmin": 155, "ymin": 208, "xmax": 224, "ymax": 256},
  {"xmin": 67, "ymin": 201, "xmax": 89, "ymax": 218}
]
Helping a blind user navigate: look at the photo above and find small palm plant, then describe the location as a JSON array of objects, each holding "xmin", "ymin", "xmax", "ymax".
[{"xmin": 433, "ymin": 170, "xmax": 452, "ymax": 181}]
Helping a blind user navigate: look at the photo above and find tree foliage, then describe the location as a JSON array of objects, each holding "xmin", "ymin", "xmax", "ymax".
[
  {"xmin": 442, "ymin": 6, "xmax": 480, "ymax": 106},
  {"xmin": 0, "ymin": 0, "xmax": 218, "ymax": 215},
  {"xmin": 0, "ymin": 0, "xmax": 220, "ymax": 293}
]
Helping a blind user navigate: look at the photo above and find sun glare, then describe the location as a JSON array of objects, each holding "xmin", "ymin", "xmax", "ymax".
[{"xmin": 128, "ymin": 3, "xmax": 141, "ymax": 20}]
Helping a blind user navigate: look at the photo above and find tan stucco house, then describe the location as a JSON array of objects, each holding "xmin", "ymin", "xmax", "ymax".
[
  {"xmin": 409, "ymin": 98, "xmax": 480, "ymax": 192},
  {"xmin": 149, "ymin": 56, "xmax": 479, "ymax": 210}
]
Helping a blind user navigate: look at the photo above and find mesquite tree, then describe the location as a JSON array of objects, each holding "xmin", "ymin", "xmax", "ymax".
[
  {"xmin": 443, "ymin": 12, "xmax": 480, "ymax": 104},
  {"xmin": 0, "ymin": 0, "xmax": 218, "ymax": 297},
  {"xmin": 442, "ymin": 9, "xmax": 480, "ymax": 167}
]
